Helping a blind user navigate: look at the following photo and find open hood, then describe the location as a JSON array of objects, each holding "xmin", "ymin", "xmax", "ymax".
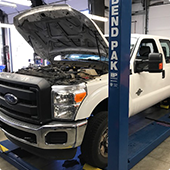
[{"xmin": 14, "ymin": 4, "xmax": 109, "ymax": 61}]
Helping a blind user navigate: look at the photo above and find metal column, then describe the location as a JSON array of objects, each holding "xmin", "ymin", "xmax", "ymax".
[
  {"xmin": 108, "ymin": 0, "xmax": 131, "ymax": 170},
  {"xmin": 88, "ymin": 0, "xmax": 105, "ymax": 33},
  {"xmin": 145, "ymin": 0, "xmax": 149, "ymax": 34}
]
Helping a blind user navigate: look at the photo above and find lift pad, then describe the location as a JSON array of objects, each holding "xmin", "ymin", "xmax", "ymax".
[
  {"xmin": 83, "ymin": 164, "xmax": 102, "ymax": 170},
  {"xmin": 0, "ymin": 144, "xmax": 8, "ymax": 152}
]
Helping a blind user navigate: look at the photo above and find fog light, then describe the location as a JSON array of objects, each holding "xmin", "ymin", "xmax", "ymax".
[{"xmin": 45, "ymin": 132, "xmax": 67, "ymax": 144}]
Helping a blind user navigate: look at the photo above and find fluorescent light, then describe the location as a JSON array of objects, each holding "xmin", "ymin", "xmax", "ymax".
[
  {"xmin": 81, "ymin": 10, "xmax": 108, "ymax": 22},
  {"xmin": 0, "ymin": 23, "xmax": 14, "ymax": 28},
  {"xmin": 3, "ymin": 0, "xmax": 31, "ymax": 6},
  {"xmin": 0, "ymin": 1, "xmax": 16, "ymax": 8},
  {"xmin": 86, "ymin": 14, "xmax": 108, "ymax": 22},
  {"xmin": 81, "ymin": 9, "xmax": 89, "ymax": 15}
]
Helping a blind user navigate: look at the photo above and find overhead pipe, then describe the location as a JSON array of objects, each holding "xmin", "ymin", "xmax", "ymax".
[{"xmin": 145, "ymin": 0, "xmax": 150, "ymax": 34}]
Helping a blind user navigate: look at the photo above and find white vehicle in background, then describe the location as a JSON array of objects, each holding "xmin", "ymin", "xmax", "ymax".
[{"xmin": 0, "ymin": 4, "xmax": 170, "ymax": 169}]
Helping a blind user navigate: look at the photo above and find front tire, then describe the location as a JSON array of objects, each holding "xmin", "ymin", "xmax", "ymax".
[{"xmin": 81, "ymin": 111, "xmax": 108, "ymax": 169}]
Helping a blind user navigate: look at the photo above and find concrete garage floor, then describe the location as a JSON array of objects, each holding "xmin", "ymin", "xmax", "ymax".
[
  {"xmin": 1, "ymin": 129, "xmax": 170, "ymax": 170},
  {"xmin": 1, "ymin": 131, "xmax": 170, "ymax": 170},
  {"xmin": 131, "ymin": 137, "xmax": 170, "ymax": 170},
  {"xmin": 1, "ymin": 106, "xmax": 170, "ymax": 170}
]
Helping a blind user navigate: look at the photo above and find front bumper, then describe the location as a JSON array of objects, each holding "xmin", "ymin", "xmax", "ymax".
[{"xmin": 0, "ymin": 111, "xmax": 87, "ymax": 150}]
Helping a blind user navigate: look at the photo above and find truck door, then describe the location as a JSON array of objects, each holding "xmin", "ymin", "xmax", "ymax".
[
  {"xmin": 130, "ymin": 38, "xmax": 166, "ymax": 116},
  {"xmin": 159, "ymin": 39, "xmax": 170, "ymax": 95}
]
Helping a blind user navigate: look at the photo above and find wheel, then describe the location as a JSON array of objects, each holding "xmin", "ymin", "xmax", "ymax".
[{"xmin": 81, "ymin": 111, "xmax": 108, "ymax": 169}]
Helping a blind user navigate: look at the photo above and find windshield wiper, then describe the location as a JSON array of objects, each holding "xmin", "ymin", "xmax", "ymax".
[{"xmin": 79, "ymin": 59, "xmax": 107, "ymax": 63}]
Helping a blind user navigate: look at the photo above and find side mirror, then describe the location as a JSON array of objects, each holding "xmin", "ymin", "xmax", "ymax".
[{"xmin": 149, "ymin": 53, "xmax": 163, "ymax": 73}]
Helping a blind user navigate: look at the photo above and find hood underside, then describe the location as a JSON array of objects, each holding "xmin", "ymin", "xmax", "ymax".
[{"xmin": 14, "ymin": 4, "xmax": 108, "ymax": 61}]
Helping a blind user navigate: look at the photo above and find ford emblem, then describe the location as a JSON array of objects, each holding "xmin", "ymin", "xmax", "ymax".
[{"xmin": 4, "ymin": 94, "xmax": 18, "ymax": 105}]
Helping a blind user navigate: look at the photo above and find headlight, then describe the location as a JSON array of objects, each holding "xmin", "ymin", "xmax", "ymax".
[{"xmin": 51, "ymin": 83, "xmax": 87, "ymax": 120}]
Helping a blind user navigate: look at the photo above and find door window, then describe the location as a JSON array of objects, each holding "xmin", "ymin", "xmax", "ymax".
[
  {"xmin": 136, "ymin": 39, "xmax": 158, "ymax": 60},
  {"xmin": 159, "ymin": 39, "xmax": 170, "ymax": 63}
]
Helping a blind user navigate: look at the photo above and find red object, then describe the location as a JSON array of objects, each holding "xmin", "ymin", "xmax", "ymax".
[{"xmin": 159, "ymin": 63, "xmax": 163, "ymax": 70}]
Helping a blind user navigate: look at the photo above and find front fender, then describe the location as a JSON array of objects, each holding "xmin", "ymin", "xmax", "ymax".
[{"xmin": 75, "ymin": 83, "xmax": 108, "ymax": 120}]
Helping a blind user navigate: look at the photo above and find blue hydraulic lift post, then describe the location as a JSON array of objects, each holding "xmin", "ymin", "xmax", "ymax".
[{"xmin": 108, "ymin": 0, "xmax": 131, "ymax": 170}]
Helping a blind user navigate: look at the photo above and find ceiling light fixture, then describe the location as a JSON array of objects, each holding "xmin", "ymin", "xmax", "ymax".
[
  {"xmin": 0, "ymin": 1, "xmax": 16, "ymax": 8},
  {"xmin": 3, "ymin": 0, "xmax": 31, "ymax": 6},
  {"xmin": 86, "ymin": 14, "xmax": 108, "ymax": 22},
  {"xmin": 0, "ymin": 23, "xmax": 14, "ymax": 28},
  {"xmin": 81, "ymin": 10, "xmax": 108, "ymax": 22}
]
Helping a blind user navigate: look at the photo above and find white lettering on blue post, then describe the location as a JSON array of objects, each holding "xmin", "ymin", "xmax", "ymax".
[{"xmin": 110, "ymin": 0, "xmax": 119, "ymax": 87}]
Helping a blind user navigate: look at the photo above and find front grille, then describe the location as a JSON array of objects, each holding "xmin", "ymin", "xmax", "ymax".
[
  {"xmin": 0, "ymin": 80, "xmax": 30, "ymax": 90},
  {"xmin": 0, "ymin": 73, "xmax": 51, "ymax": 124}
]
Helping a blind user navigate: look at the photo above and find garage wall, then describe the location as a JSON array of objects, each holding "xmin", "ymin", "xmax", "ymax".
[
  {"xmin": 67, "ymin": 0, "xmax": 88, "ymax": 11},
  {"xmin": 148, "ymin": 4, "xmax": 170, "ymax": 37},
  {"xmin": 104, "ymin": 0, "xmax": 109, "ymax": 35},
  {"xmin": 10, "ymin": 27, "xmax": 34, "ymax": 72},
  {"xmin": 131, "ymin": 3, "xmax": 145, "ymax": 34},
  {"xmin": 105, "ymin": 2, "xmax": 170, "ymax": 36},
  {"xmin": 104, "ymin": 12, "xmax": 109, "ymax": 35},
  {"xmin": 131, "ymin": 15, "xmax": 145, "ymax": 34},
  {"xmin": 104, "ymin": 2, "xmax": 145, "ymax": 35},
  {"xmin": 8, "ymin": 14, "xmax": 16, "ymax": 24}
]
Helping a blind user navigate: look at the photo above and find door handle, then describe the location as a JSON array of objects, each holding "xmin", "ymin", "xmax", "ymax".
[{"xmin": 162, "ymin": 70, "xmax": 165, "ymax": 79}]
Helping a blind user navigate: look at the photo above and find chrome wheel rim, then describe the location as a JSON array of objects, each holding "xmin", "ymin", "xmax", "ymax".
[{"xmin": 99, "ymin": 127, "xmax": 108, "ymax": 158}]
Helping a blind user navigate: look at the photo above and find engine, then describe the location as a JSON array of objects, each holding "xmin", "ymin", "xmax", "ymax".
[{"xmin": 16, "ymin": 63, "xmax": 102, "ymax": 85}]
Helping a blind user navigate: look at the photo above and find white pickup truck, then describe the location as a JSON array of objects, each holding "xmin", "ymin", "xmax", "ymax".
[{"xmin": 0, "ymin": 4, "xmax": 169, "ymax": 169}]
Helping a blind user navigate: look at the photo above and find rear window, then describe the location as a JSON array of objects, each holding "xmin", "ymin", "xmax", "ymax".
[{"xmin": 159, "ymin": 39, "xmax": 170, "ymax": 63}]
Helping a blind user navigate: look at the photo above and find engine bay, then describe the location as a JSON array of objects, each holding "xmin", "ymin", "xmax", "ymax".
[{"xmin": 17, "ymin": 60, "xmax": 108, "ymax": 85}]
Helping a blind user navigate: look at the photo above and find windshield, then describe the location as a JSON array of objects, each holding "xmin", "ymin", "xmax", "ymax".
[
  {"xmin": 105, "ymin": 35, "xmax": 138, "ymax": 54},
  {"xmin": 54, "ymin": 37, "xmax": 138, "ymax": 62},
  {"xmin": 54, "ymin": 54, "xmax": 109, "ymax": 62},
  {"xmin": 131, "ymin": 37, "xmax": 138, "ymax": 52}
]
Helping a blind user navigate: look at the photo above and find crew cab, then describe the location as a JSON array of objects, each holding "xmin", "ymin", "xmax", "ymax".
[{"xmin": 0, "ymin": 4, "xmax": 170, "ymax": 169}]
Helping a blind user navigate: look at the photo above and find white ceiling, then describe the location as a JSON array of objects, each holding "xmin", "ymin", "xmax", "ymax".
[{"xmin": 0, "ymin": 0, "xmax": 88, "ymax": 23}]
